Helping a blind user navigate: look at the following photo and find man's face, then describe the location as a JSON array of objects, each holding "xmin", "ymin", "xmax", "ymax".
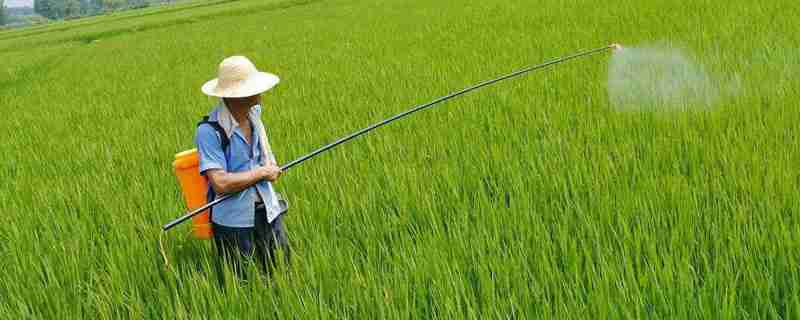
[
  {"xmin": 246, "ymin": 94, "xmax": 262, "ymax": 106},
  {"xmin": 225, "ymin": 94, "xmax": 261, "ymax": 108}
]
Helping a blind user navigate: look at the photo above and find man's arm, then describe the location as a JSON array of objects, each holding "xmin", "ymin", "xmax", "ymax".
[
  {"xmin": 196, "ymin": 123, "xmax": 281, "ymax": 195},
  {"xmin": 205, "ymin": 165, "xmax": 281, "ymax": 195}
]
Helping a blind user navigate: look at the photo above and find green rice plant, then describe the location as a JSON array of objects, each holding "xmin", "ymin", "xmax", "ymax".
[{"xmin": 0, "ymin": 0, "xmax": 798, "ymax": 318}]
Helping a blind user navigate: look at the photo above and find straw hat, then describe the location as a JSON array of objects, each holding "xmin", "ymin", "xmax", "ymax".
[{"xmin": 201, "ymin": 56, "xmax": 280, "ymax": 98}]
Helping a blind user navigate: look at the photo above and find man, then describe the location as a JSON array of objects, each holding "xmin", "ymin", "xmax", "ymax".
[{"xmin": 195, "ymin": 55, "xmax": 289, "ymax": 279}]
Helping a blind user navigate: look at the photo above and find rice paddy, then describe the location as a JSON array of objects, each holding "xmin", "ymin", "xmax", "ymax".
[{"xmin": 1, "ymin": 0, "xmax": 799, "ymax": 318}]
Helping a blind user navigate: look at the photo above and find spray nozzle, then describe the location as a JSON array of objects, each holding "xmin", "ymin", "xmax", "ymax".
[{"xmin": 610, "ymin": 43, "xmax": 624, "ymax": 51}]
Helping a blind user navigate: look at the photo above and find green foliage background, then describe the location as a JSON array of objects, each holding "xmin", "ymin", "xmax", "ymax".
[
  {"xmin": 0, "ymin": 0, "xmax": 799, "ymax": 318},
  {"xmin": 0, "ymin": 0, "xmax": 6, "ymax": 25},
  {"xmin": 33, "ymin": 0, "xmax": 173, "ymax": 21}
]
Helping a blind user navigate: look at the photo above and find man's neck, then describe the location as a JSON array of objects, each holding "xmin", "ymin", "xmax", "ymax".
[{"xmin": 225, "ymin": 103, "xmax": 251, "ymax": 125}]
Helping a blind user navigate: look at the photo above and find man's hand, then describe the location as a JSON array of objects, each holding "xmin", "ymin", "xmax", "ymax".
[{"xmin": 256, "ymin": 164, "xmax": 282, "ymax": 182}]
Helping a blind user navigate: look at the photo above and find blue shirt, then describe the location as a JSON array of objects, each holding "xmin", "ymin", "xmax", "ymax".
[{"xmin": 195, "ymin": 105, "xmax": 281, "ymax": 227}]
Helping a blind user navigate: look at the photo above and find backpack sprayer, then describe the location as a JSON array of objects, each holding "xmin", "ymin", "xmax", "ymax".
[{"xmin": 162, "ymin": 44, "xmax": 622, "ymax": 236}]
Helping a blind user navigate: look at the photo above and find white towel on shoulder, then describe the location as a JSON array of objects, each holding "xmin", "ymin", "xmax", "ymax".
[{"xmin": 216, "ymin": 99, "xmax": 276, "ymax": 166}]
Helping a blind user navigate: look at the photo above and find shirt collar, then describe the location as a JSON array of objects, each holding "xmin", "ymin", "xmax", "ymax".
[
  {"xmin": 209, "ymin": 100, "xmax": 271, "ymax": 163},
  {"xmin": 212, "ymin": 99, "xmax": 261, "ymax": 138}
]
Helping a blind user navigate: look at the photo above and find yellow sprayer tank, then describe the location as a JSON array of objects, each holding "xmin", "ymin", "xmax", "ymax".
[{"xmin": 173, "ymin": 149, "xmax": 213, "ymax": 240}]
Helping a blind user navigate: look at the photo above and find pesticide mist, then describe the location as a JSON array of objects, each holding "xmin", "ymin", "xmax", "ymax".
[{"xmin": 608, "ymin": 45, "xmax": 719, "ymax": 111}]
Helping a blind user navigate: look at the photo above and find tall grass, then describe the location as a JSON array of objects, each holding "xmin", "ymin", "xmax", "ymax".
[{"xmin": 0, "ymin": 0, "xmax": 798, "ymax": 318}]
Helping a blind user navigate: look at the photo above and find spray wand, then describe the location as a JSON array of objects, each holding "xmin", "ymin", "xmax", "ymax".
[{"xmin": 162, "ymin": 43, "xmax": 622, "ymax": 231}]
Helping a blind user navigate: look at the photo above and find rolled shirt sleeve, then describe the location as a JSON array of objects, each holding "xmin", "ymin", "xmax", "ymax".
[{"xmin": 195, "ymin": 124, "xmax": 227, "ymax": 175}]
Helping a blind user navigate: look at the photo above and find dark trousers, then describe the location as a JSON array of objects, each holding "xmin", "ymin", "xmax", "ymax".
[{"xmin": 212, "ymin": 206, "xmax": 290, "ymax": 280}]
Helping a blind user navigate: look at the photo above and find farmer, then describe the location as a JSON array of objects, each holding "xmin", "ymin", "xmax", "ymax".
[{"xmin": 196, "ymin": 55, "xmax": 290, "ymax": 279}]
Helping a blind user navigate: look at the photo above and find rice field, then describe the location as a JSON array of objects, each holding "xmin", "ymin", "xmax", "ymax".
[{"xmin": 1, "ymin": 0, "xmax": 799, "ymax": 318}]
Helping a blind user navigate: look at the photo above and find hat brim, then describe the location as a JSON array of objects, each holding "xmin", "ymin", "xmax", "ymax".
[{"xmin": 201, "ymin": 72, "xmax": 280, "ymax": 98}]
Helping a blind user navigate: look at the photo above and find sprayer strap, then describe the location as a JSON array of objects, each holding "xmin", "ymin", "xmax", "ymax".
[{"xmin": 198, "ymin": 116, "xmax": 231, "ymax": 151}]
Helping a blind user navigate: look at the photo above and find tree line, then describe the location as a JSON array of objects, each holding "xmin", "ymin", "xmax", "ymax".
[
  {"xmin": 33, "ymin": 0, "xmax": 173, "ymax": 20},
  {"xmin": 1, "ymin": 0, "xmax": 6, "ymax": 25}
]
